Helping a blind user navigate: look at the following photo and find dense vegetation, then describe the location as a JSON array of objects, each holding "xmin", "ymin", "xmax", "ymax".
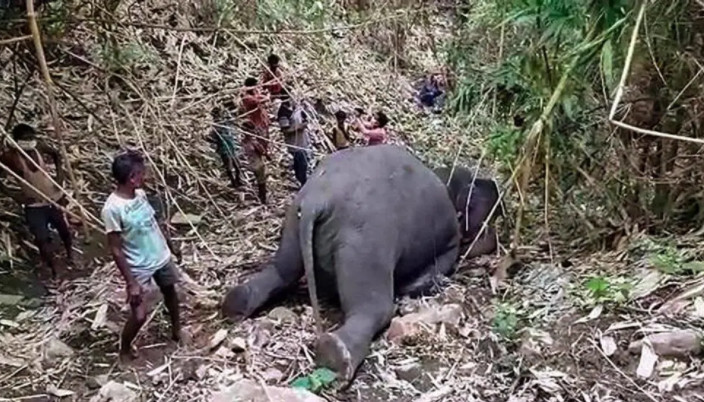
[{"xmin": 5, "ymin": 1, "xmax": 703, "ymax": 251}]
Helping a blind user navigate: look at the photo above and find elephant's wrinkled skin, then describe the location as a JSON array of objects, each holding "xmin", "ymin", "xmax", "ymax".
[
  {"xmin": 222, "ymin": 145, "xmax": 460, "ymax": 381},
  {"xmin": 434, "ymin": 166, "xmax": 502, "ymax": 257}
]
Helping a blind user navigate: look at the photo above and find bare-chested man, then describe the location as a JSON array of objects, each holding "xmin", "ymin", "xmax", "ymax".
[{"xmin": 0, "ymin": 123, "xmax": 73, "ymax": 277}]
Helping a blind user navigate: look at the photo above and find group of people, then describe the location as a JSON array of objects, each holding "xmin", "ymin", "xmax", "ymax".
[
  {"xmin": 207, "ymin": 53, "xmax": 391, "ymax": 204},
  {"xmin": 0, "ymin": 53, "xmax": 395, "ymax": 363}
]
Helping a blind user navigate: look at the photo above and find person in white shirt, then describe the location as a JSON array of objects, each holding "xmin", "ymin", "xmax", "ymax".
[{"xmin": 101, "ymin": 150, "xmax": 183, "ymax": 363}]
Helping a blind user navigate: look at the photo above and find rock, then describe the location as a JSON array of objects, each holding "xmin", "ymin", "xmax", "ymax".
[
  {"xmin": 87, "ymin": 374, "xmax": 109, "ymax": 390},
  {"xmin": 249, "ymin": 321, "xmax": 273, "ymax": 348},
  {"xmin": 628, "ymin": 330, "xmax": 702, "ymax": 358},
  {"xmin": 262, "ymin": 367, "xmax": 284, "ymax": 383},
  {"xmin": 268, "ymin": 307, "xmax": 297, "ymax": 323},
  {"xmin": 91, "ymin": 304, "xmax": 109, "ymax": 330},
  {"xmin": 229, "ymin": 337, "xmax": 247, "ymax": 353},
  {"xmin": 214, "ymin": 345, "xmax": 234, "ymax": 359},
  {"xmin": 209, "ymin": 329, "xmax": 229, "ymax": 350},
  {"xmin": 43, "ymin": 338, "xmax": 74, "ymax": 363},
  {"xmin": 211, "ymin": 379, "xmax": 325, "ymax": 402},
  {"xmin": 89, "ymin": 381, "xmax": 137, "ymax": 402},
  {"xmin": 170, "ymin": 212, "xmax": 202, "ymax": 225},
  {"xmin": 387, "ymin": 303, "xmax": 464, "ymax": 344},
  {"xmin": 0, "ymin": 294, "xmax": 23, "ymax": 305},
  {"xmin": 394, "ymin": 362, "xmax": 422, "ymax": 382},
  {"xmin": 47, "ymin": 385, "xmax": 74, "ymax": 398}
]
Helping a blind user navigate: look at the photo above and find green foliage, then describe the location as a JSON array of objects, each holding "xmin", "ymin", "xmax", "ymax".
[
  {"xmin": 486, "ymin": 124, "xmax": 524, "ymax": 167},
  {"xmin": 445, "ymin": 0, "xmax": 633, "ymax": 181},
  {"xmin": 291, "ymin": 367, "xmax": 337, "ymax": 393},
  {"xmin": 98, "ymin": 42, "xmax": 158, "ymax": 73},
  {"xmin": 256, "ymin": 0, "xmax": 331, "ymax": 29},
  {"xmin": 492, "ymin": 301, "xmax": 520, "ymax": 341},
  {"xmin": 631, "ymin": 237, "xmax": 704, "ymax": 276},
  {"xmin": 580, "ymin": 275, "xmax": 632, "ymax": 306},
  {"xmin": 212, "ymin": 0, "xmax": 237, "ymax": 27},
  {"xmin": 43, "ymin": 0, "xmax": 69, "ymax": 37}
]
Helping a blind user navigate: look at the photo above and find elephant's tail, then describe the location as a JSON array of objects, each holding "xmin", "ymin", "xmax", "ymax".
[{"xmin": 298, "ymin": 200, "xmax": 324, "ymax": 334}]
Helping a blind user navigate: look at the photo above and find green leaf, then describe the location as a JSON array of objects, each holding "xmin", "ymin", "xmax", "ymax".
[
  {"xmin": 310, "ymin": 367, "xmax": 336, "ymax": 384},
  {"xmin": 585, "ymin": 276, "xmax": 609, "ymax": 297},
  {"xmin": 291, "ymin": 367, "xmax": 337, "ymax": 393},
  {"xmin": 291, "ymin": 376, "xmax": 312, "ymax": 390},
  {"xmin": 683, "ymin": 261, "xmax": 704, "ymax": 273}
]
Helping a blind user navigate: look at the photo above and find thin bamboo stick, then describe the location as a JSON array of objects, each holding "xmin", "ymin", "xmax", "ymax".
[
  {"xmin": 0, "ymin": 159, "xmax": 104, "ymax": 233},
  {"xmin": 0, "ymin": 35, "xmax": 32, "ymax": 45},
  {"xmin": 26, "ymin": 0, "xmax": 91, "ymax": 239},
  {"xmin": 0, "ymin": 131, "xmax": 102, "ymax": 225}
]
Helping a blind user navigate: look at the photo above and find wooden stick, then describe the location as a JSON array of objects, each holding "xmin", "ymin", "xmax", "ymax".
[
  {"xmin": 609, "ymin": 3, "xmax": 647, "ymax": 121},
  {"xmin": 26, "ymin": 0, "xmax": 91, "ymax": 239},
  {"xmin": 0, "ymin": 131, "xmax": 102, "ymax": 225},
  {"xmin": 0, "ymin": 35, "xmax": 32, "ymax": 45},
  {"xmin": 608, "ymin": 4, "xmax": 704, "ymax": 145},
  {"xmin": 0, "ymin": 159, "xmax": 104, "ymax": 234}
]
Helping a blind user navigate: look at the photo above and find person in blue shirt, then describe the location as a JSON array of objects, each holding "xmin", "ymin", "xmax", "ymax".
[{"xmin": 417, "ymin": 74, "xmax": 446, "ymax": 112}]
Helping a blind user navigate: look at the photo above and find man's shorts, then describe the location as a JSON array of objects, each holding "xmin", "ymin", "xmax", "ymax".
[
  {"xmin": 134, "ymin": 260, "xmax": 180, "ymax": 289},
  {"xmin": 24, "ymin": 203, "xmax": 67, "ymax": 243}
]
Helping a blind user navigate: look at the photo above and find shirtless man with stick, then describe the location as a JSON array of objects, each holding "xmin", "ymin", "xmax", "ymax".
[{"xmin": 0, "ymin": 123, "xmax": 73, "ymax": 278}]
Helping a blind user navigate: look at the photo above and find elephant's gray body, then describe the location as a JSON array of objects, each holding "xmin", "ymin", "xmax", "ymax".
[{"xmin": 222, "ymin": 144, "xmax": 460, "ymax": 381}]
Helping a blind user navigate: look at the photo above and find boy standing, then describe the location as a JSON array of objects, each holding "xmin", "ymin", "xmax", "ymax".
[
  {"xmin": 101, "ymin": 150, "xmax": 183, "ymax": 363},
  {"xmin": 329, "ymin": 110, "xmax": 351, "ymax": 150},
  {"xmin": 207, "ymin": 106, "xmax": 242, "ymax": 188}
]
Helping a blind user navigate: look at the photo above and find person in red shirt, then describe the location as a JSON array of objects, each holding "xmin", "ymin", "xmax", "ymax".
[
  {"xmin": 240, "ymin": 77, "xmax": 271, "ymax": 204},
  {"xmin": 356, "ymin": 111, "xmax": 389, "ymax": 146},
  {"xmin": 261, "ymin": 54, "xmax": 284, "ymax": 98}
]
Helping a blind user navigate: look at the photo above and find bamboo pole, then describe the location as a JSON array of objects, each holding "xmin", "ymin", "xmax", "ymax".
[{"xmin": 26, "ymin": 0, "xmax": 91, "ymax": 239}]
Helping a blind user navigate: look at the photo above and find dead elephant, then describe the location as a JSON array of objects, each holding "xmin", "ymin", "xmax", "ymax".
[
  {"xmin": 222, "ymin": 144, "xmax": 460, "ymax": 381},
  {"xmin": 434, "ymin": 165, "xmax": 503, "ymax": 257}
]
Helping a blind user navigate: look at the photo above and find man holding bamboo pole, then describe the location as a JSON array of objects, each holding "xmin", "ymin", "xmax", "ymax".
[{"xmin": 0, "ymin": 123, "xmax": 73, "ymax": 278}]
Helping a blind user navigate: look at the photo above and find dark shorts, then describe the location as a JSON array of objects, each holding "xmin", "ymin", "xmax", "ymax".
[
  {"xmin": 24, "ymin": 203, "xmax": 67, "ymax": 243},
  {"xmin": 152, "ymin": 260, "xmax": 179, "ymax": 289}
]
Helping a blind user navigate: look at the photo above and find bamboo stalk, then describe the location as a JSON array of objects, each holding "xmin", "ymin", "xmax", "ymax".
[
  {"xmin": 26, "ymin": 0, "xmax": 91, "ymax": 239},
  {"xmin": 0, "ymin": 35, "xmax": 32, "ymax": 45},
  {"xmin": 609, "ymin": 3, "xmax": 647, "ymax": 121},
  {"xmin": 0, "ymin": 159, "xmax": 104, "ymax": 234},
  {"xmin": 511, "ymin": 21, "xmax": 601, "ymax": 250}
]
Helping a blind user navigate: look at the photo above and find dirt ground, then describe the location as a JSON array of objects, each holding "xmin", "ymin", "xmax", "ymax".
[{"xmin": 1, "ymin": 204, "xmax": 702, "ymax": 402}]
